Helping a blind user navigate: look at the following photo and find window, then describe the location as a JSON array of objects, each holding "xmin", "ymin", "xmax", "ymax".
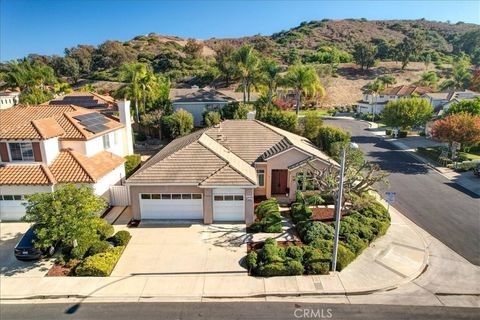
[
  {"xmin": 214, "ymin": 195, "xmax": 223, "ymax": 201},
  {"xmin": 192, "ymin": 194, "xmax": 202, "ymax": 199},
  {"xmin": 182, "ymin": 194, "xmax": 192, "ymax": 199},
  {"xmin": 234, "ymin": 195, "xmax": 244, "ymax": 201},
  {"xmin": 161, "ymin": 194, "xmax": 171, "ymax": 200},
  {"xmin": 141, "ymin": 194, "xmax": 151, "ymax": 200},
  {"xmin": 256, "ymin": 169, "xmax": 265, "ymax": 187},
  {"xmin": 141, "ymin": 193, "xmax": 202, "ymax": 200},
  {"xmin": 172, "ymin": 194, "xmax": 181, "ymax": 200},
  {"xmin": 1, "ymin": 195, "xmax": 24, "ymax": 201},
  {"xmin": 9, "ymin": 142, "xmax": 34, "ymax": 161},
  {"xmin": 102, "ymin": 134, "xmax": 110, "ymax": 149},
  {"xmin": 224, "ymin": 195, "xmax": 234, "ymax": 201},
  {"xmin": 151, "ymin": 194, "xmax": 161, "ymax": 199}
]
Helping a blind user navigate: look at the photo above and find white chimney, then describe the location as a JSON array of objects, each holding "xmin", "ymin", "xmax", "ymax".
[{"xmin": 118, "ymin": 99, "xmax": 134, "ymax": 155}]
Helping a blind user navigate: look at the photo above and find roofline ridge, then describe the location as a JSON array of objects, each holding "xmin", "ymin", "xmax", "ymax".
[
  {"xmin": 65, "ymin": 149, "xmax": 96, "ymax": 182},
  {"xmin": 63, "ymin": 110, "xmax": 88, "ymax": 139},
  {"xmin": 198, "ymin": 134, "xmax": 257, "ymax": 185},
  {"xmin": 39, "ymin": 163, "xmax": 57, "ymax": 184}
]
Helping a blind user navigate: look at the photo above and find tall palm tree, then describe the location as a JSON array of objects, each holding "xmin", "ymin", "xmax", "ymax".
[
  {"xmin": 365, "ymin": 79, "xmax": 385, "ymax": 121},
  {"xmin": 119, "ymin": 63, "xmax": 147, "ymax": 123},
  {"xmin": 283, "ymin": 64, "xmax": 324, "ymax": 115},
  {"xmin": 139, "ymin": 69, "xmax": 157, "ymax": 116},
  {"xmin": 260, "ymin": 58, "xmax": 281, "ymax": 103},
  {"xmin": 418, "ymin": 71, "xmax": 438, "ymax": 89},
  {"xmin": 233, "ymin": 45, "xmax": 260, "ymax": 103}
]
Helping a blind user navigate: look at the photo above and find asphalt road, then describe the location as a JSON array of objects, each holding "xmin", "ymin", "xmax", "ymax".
[
  {"xmin": 323, "ymin": 118, "xmax": 480, "ymax": 265},
  {"xmin": 1, "ymin": 302, "xmax": 479, "ymax": 320}
]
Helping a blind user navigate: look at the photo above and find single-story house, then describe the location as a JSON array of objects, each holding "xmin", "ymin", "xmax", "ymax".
[
  {"xmin": 357, "ymin": 85, "xmax": 432, "ymax": 115},
  {"xmin": 170, "ymin": 87, "xmax": 259, "ymax": 126},
  {"xmin": 0, "ymin": 101, "xmax": 134, "ymax": 220},
  {"xmin": 126, "ymin": 120, "xmax": 337, "ymax": 224}
]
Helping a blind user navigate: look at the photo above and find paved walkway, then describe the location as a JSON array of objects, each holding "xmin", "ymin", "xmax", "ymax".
[{"xmin": 0, "ymin": 206, "xmax": 428, "ymax": 302}]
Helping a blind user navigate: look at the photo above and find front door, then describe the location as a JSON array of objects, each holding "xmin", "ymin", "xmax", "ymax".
[{"xmin": 271, "ymin": 169, "xmax": 288, "ymax": 195}]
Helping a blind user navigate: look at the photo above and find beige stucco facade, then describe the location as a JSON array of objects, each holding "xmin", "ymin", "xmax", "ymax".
[{"xmin": 129, "ymin": 184, "xmax": 254, "ymax": 224}]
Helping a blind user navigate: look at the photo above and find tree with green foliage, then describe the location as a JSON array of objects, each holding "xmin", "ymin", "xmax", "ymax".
[
  {"xmin": 203, "ymin": 111, "xmax": 222, "ymax": 127},
  {"xmin": 119, "ymin": 63, "xmax": 147, "ymax": 122},
  {"xmin": 376, "ymin": 75, "xmax": 396, "ymax": 87},
  {"xmin": 382, "ymin": 98, "xmax": 433, "ymax": 130},
  {"xmin": 221, "ymin": 102, "xmax": 249, "ymax": 120},
  {"xmin": 352, "ymin": 43, "xmax": 377, "ymax": 71},
  {"xmin": 183, "ymin": 39, "xmax": 203, "ymax": 59},
  {"xmin": 215, "ymin": 44, "xmax": 236, "ymax": 87},
  {"xmin": 163, "ymin": 108, "xmax": 194, "ymax": 139},
  {"xmin": 54, "ymin": 82, "xmax": 73, "ymax": 95},
  {"xmin": 395, "ymin": 31, "xmax": 425, "ymax": 70},
  {"xmin": 255, "ymin": 103, "xmax": 298, "ymax": 132},
  {"xmin": 364, "ymin": 79, "xmax": 385, "ymax": 121},
  {"xmin": 141, "ymin": 109, "xmax": 163, "ymax": 137},
  {"xmin": 260, "ymin": 58, "xmax": 281, "ymax": 103},
  {"xmin": 417, "ymin": 71, "xmax": 439, "ymax": 89},
  {"xmin": 444, "ymin": 98, "xmax": 480, "ymax": 116},
  {"xmin": 316, "ymin": 126, "xmax": 351, "ymax": 156},
  {"xmin": 22, "ymin": 184, "xmax": 107, "ymax": 251},
  {"xmin": 302, "ymin": 111, "xmax": 323, "ymax": 141},
  {"xmin": 233, "ymin": 45, "xmax": 260, "ymax": 103},
  {"xmin": 440, "ymin": 56, "xmax": 472, "ymax": 90},
  {"xmin": 19, "ymin": 87, "xmax": 54, "ymax": 104},
  {"xmin": 283, "ymin": 64, "xmax": 324, "ymax": 115}
]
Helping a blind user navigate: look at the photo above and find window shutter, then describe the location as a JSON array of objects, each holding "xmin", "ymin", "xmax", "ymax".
[
  {"xmin": 0, "ymin": 143, "xmax": 10, "ymax": 162},
  {"xmin": 32, "ymin": 142, "xmax": 42, "ymax": 162}
]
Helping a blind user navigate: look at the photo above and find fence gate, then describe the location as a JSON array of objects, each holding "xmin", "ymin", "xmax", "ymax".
[{"xmin": 110, "ymin": 185, "xmax": 130, "ymax": 206}]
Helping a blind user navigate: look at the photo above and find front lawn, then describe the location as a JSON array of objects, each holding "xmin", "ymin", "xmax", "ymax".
[
  {"xmin": 417, "ymin": 146, "xmax": 480, "ymax": 170},
  {"xmin": 246, "ymin": 192, "xmax": 390, "ymax": 276}
]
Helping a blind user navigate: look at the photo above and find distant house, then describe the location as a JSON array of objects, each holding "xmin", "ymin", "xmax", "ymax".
[
  {"xmin": 422, "ymin": 90, "xmax": 480, "ymax": 116},
  {"xmin": 357, "ymin": 85, "xmax": 433, "ymax": 115},
  {"xmin": 0, "ymin": 91, "xmax": 20, "ymax": 110},
  {"xmin": 170, "ymin": 87, "xmax": 258, "ymax": 127},
  {"xmin": 46, "ymin": 92, "xmax": 118, "ymax": 114}
]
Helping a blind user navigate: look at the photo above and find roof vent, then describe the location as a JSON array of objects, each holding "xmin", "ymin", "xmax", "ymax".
[{"xmin": 216, "ymin": 134, "xmax": 224, "ymax": 142}]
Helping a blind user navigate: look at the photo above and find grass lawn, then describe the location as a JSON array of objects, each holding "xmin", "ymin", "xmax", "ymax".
[
  {"xmin": 298, "ymin": 109, "xmax": 332, "ymax": 117},
  {"xmin": 417, "ymin": 146, "xmax": 480, "ymax": 163}
]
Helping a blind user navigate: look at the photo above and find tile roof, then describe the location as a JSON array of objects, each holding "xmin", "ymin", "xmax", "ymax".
[
  {"xmin": 47, "ymin": 92, "xmax": 117, "ymax": 111},
  {"xmin": 0, "ymin": 164, "xmax": 55, "ymax": 185},
  {"xmin": 127, "ymin": 120, "xmax": 335, "ymax": 186},
  {"xmin": 0, "ymin": 104, "xmax": 123, "ymax": 140},
  {"xmin": 0, "ymin": 150, "xmax": 124, "ymax": 186},
  {"xmin": 381, "ymin": 85, "xmax": 432, "ymax": 97}
]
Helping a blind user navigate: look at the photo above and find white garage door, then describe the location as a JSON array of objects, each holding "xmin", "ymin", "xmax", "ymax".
[
  {"xmin": 139, "ymin": 193, "xmax": 203, "ymax": 220},
  {"xmin": 0, "ymin": 195, "xmax": 26, "ymax": 221},
  {"xmin": 213, "ymin": 188, "xmax": 245, "ymax": 222}
]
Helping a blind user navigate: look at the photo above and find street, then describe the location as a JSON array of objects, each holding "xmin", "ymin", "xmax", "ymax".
[
  {"xmin": 1, "ymin": 302, "xmax": 479, "ymax": 320},
  {"xmin": 323, "ymin": 118, "xmax": 480, "ymax": 265}
]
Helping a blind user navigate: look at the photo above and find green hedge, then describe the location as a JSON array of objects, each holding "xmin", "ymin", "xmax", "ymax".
[
  {"xmin": 87, "ymin": 240, "xmax": 111, "ymax": 257},
  {"xmin": 75, "ymin": 246, "xmax": 125, "ymax": 276},
  {"xmin": 110, "ymin": 230, "xmax": 132, "ymax": 246},
  {"xmin": 297, "ymin": 220, "xmax": 334, "ymax": 244},
  {"xmin": 251, "ymin": 199, "xmax": 282, "ymax": 233}
]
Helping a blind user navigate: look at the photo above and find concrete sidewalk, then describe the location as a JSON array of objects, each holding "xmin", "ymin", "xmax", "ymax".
[{"xmin": 0, "ymin": 207, "xmax": 427, "ymax": 302}]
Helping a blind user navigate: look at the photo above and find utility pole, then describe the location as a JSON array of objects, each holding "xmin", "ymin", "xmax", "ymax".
[{"xmin": 331, "ymin": 147, "xmax": 346, "ymax": 272}]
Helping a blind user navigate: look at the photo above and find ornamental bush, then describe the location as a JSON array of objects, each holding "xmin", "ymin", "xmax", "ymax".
[
  {"xmin": 75, "ymin": 246, "xmax": 124, "ymax": 277},
  {"xmin": 203, "ymin": 111, "xmax": 221, "ymax": 127},
  {"xmin": 246, "ymin": 251, "xmax": 258, "ymax": 270},
  {"xmin": 286, "ymin": 245, "xmax": 304, "ymax": 261},
  {"xmin": 297, "ymin": 221, "xmax": 335, "ymax": 244},
  {"xmin": 251, "ymin": 199, "xmax": 282, "ymax": 233},
  {"xmin": 95, "ymin": 218, "xmax": 114, "ymax": 240},
  {"xmin": 87, "ymin": 240, "xmax": 111, "ymax": 257},
  {"xmin": 336, "ymin": 244, "xmax": 356, "ymax": 271},
  {"xmin": 111, "ymin": 230, "xmax": 131, "ymax": 246}
]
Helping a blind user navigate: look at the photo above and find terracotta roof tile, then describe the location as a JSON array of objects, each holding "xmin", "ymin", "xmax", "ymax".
[
  {"xmin": 0, "ymin": 164, "xmax": 55, "ymax": 185},
  {"xmin": 0, "ymin": 104, "xmax": 123, "ymax": 140}
]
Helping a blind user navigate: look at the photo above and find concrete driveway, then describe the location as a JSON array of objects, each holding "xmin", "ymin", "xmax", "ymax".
[
  {"xmin": 0, "ymin": 222, "xmax": 54, "ymax": 277},
  {"xmin": 111, "ymin": 223, "xmax": 249, "ymax": 276}
]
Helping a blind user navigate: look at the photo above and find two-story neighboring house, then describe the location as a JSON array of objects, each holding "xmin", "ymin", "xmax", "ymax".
[
  {"xmin": 422, "ymin": 90, "xmax": 480, "ymax": 116},
  {"xmin": 46, "ymin": 91, "xmax": 118, "ymax": 114},
  {"xmin": 357, "ymin": 85, "xmax": 432, "ymax": 115},
  {"xmin": 0, "ymin": 91, "xmax": 20, "ymax": 110},
  {"xmin": 0, "ymin": 100, "xmax": 134, "ymax": 220}
]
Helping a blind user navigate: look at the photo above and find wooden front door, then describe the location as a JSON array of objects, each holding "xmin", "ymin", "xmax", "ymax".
[{"xmin": 271, "ymin": 169, "xmax": 288, "ymax": 195}]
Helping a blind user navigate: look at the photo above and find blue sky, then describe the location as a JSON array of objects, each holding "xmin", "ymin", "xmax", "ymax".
[{"xmin": 1, "ymin": 0, "xmax": 479, "ymax": 61}]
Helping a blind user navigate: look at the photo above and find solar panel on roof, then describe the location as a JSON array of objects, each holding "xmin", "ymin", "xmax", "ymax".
[{"xmin": 85, "ymin": 124, "xmax": 109, "ymax": 134}]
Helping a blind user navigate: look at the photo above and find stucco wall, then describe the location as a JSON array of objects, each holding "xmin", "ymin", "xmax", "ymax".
[
  {"xmin": 41, "ymin": 137, "xmax": 59, "ymax": 165},
  {"xmin": 265, "ymin": 148, "xmax": 310, "ymax": 199},
  {"xmin": 173, "ymin": 102, "xmax": 227, "ymax": 127},
  {"xmin": 245, "ymin": 188, "xmax": 254, "ymax": 225},
  {"xmin": 93, "ymin": 164, "xmax": 125, "ymax": 203},
  {"xmin": 254, "ymin": 163, "xmax": 267, "ymax": 196}
]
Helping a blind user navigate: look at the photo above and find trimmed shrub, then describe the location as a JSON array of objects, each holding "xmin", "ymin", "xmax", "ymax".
[
  {"xmin": 252, "ymin": 199, "xmax": 283, "ymax": 233},
  {"xmin": 316, "ymin": 126, "xmax": 351, "ymax": 155},
  {"xmin": 75, "ymin": 246, "xmax": 124, "ymax": 276},
  {"xmin": 344, "ymin": 234, "xmax": 368, "ymax": 254},
  {"xmin": 303, "ymin": 191, "xmax": 324, "ymax": 206},
  {"xmin": 309, "ymin": 239, "xmax": 333, "ymax": 255},
  {"xmin": 249, "ymin": 221, "xmax": 264, "ymax": 233},
  {"xmin": 297, "ymin": 221, "xmax": 335, "ymax": 244},
  {"xmin": 87, "ymin": 240, "xmax": 111, "ymax": 257},
  {"xmin": 286, "ymin": 245, "xmax": 304, "ymax": 261},
  {"xmin": 303, "ymin": 246, "xmax": 331, "ymax": 275},
  {"xmin": 95, "ymin": 219, "xmax": 114, "ymax": 240},
  {"xmin": 295, "ymin": 190, "xmax": 304, "ymax": 203},
  {"xmin": 259, "ymin": 240, "xmax": 286, "ymax": 264},
  {"xmin": 69, "ymin": 238, "xmax": 96, "ymax": 260},
  {"xmin": 111, "ymin": 230, "xmax": 131, "ymax": 246},
  {"xmin": 203, "ymin": 111, "xmax": 221, "ymax": 127},
  {"xmin": 256, "ymin": 262, "xmax": 290, "ymax": 277},
  {"xmin": 336, "ymin": 244, "xmax": 355, "ymax": 271},
  {"xmin": 255, "ymin": 198, "xmax": 279, "ymax": 218},
  {"xmin": 264, "ymin": 223, "xmax": 283, "ymax": 233},
  {"xmin": 291, "ymin": 204, "xmax": 312, "ymax": 224},
  {"xmin": 246, "ymin": 251, "xmax": 258, "ymax": 270},
  {"xmin": 285, "ymin": 259, "xmax": 305, "ymax": 275}
]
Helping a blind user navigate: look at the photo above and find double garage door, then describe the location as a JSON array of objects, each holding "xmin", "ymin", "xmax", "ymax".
[
  {"xmin": 138, "ymin": 189, "xmax": 245, "ymax": 222},
  {"xmin": 139, "ymin": 193, "xmax": 203, "ymax": 220}
]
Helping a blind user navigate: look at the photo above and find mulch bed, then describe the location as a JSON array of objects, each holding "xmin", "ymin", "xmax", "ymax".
[
  {"xmin": 247, "ymin": 240, "xmax": 304, "ymax": 253},
  {"xmin": 310, "ymin": 207, "xmax": 348, "ymax": 224},
  {"xmin": 46, "ymin": 263, "xmax": 72, "ymax": 277}
]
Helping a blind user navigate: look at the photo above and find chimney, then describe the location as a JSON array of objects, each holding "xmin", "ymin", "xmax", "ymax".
[{"xmin": 117, "ymin": 99, "xmax": 134, "ymax": 155}]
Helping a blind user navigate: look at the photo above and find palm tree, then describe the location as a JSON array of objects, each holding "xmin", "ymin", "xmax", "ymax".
[
  {"xmin": 283, "ymin": 64, "xmax": 324, "ymax": 115},
  {"xmin": 260, "ymin": 58, "xmax": 281, "ymax": 103},
  {"xmin": 139, "ymin": 69, "xmax": 157, "ymax": 116},
  {"xmin": 418, "ymin": 71, "xmax": 438, "ymax": 89},
  {"xmin": 119, "ymin": 63, "xmax": 147, "ymax": 123},
  {"xmin": 364, "ymin": 79, "xmax": 385, "ymax": 121},
  {"xmin": 233, "ymin": 45, "xmax": 260, "ymax": 103},
  {"xmin": 377, "ymin": 75, "xmax": 396, "ymax": 88}
]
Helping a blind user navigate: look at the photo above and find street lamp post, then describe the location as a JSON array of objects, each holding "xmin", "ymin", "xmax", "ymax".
[{"xmin": 331, "ymin": 142, "xmax": 358, "ymax": 272}]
